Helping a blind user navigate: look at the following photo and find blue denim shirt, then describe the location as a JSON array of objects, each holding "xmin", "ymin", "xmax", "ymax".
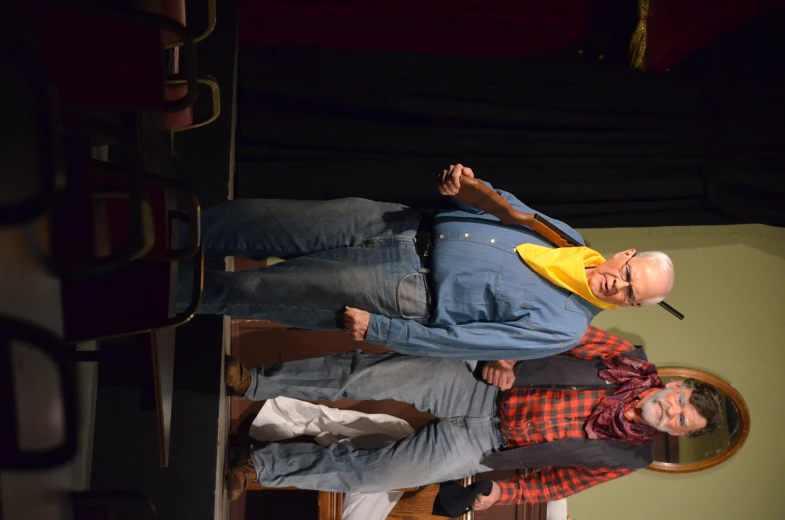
[{"xmin": 365, "ymin": 182, "xmax": 603, "ymax": 360}]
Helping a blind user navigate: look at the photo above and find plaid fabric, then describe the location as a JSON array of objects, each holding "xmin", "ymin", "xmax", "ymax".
[
  {"xmin": 496, "ymin": 326, "xmax": 639, "ymax": 505},
  {"xmin": 499, "ymin": 324, "xmax": 634, "ymax": 366},
  {"xmin": 567, "ymin": 325, "xmax": 638, "ymax": 360}
]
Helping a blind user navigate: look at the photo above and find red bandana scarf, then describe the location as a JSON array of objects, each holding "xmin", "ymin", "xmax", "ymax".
[{"xmin": 584, "ymin": 355, "xmax": 663, "ymax": 445}]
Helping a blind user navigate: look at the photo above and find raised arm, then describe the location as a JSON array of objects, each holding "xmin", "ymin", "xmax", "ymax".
[
  {"xmin": 438, "ymin": 163, "xmax": 584, "ymax": 246},
  {"xmin": 438, "ymin": 164, "xmax": 540, "ymax": 215}
]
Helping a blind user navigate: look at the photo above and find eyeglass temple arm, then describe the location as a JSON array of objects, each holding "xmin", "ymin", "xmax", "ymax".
[
  {"xmin": 452, "ymin": 175, "xmax": 685, "ymax": 320},
  {"xmin": 657, "ymin": 301, "xmax": 684, "ymax": 320}
]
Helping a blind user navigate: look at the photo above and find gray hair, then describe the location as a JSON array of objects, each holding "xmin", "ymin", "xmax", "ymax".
[{"xmin": 635, "ymin": 251, "xmax": 674, "ymax": 305}]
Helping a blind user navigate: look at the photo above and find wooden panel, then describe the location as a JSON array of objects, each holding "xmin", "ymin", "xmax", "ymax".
[
  {"xmin": 229, "ymin": 490, "xmax": 246, "ymax": 520},
  {"xmin": 318, "ymin": 491, "xmax": 343, "ymax": 520},
  {"xmin": 386, "ymin": 484, "xmax": 443, "ymax": 520},
  {"xmin": 237, "ymin": 328, "xmax": 388, "ymax": 365},
  {"xmin": 233, "ymin": 257, "xmax": 267, "ymax": 271}
]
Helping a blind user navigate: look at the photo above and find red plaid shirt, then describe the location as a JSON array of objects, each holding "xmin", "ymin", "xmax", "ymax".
[{"xmin": 496, "ymin": 326, "xmax": 652, "ymax": 505}]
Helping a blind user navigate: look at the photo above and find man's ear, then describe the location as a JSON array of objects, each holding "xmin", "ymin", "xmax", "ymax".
[
  {"xmin": 613, "ymin": 248, "xmax": 637, "ymax": 260},
  {"xmin": 664, "ymin": 380, "xmax": 684, "ymax": 389}
]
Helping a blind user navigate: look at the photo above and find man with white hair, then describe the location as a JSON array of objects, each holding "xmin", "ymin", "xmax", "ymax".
[{"xmin": 179, "ymin": 164, "xmax": 675, "ymax": 360}]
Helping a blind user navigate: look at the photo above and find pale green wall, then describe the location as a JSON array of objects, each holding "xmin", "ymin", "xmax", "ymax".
[{"xmin": 568, "ymin": 224, "xmax": 785, "ymax": 520}]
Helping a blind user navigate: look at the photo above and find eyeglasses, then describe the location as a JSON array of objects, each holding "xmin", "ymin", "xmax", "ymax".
[{"xmin": 619, "ymin": 253, "xmax": 638, "ymax": 306}]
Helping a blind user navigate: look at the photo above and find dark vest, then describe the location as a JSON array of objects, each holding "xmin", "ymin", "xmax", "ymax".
[{"xmin": 479, "ymin": 347, "xmax": 655, "ymax": 471}]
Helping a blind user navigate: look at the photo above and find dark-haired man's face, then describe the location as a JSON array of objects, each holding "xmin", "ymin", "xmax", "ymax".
[{"xmin": 638, "ymin": 381, "xmax": 708, "ymax": 436}]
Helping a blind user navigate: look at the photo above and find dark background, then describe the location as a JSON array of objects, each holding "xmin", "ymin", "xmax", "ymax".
[{"xmin": 234, "ymin": 8, "xmax": 785, "ymax": 228}]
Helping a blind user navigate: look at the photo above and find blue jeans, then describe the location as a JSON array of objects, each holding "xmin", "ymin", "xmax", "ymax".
[
  {"xmin": 178, "ymin": 198, "xmax": 430, "ymax": 327},
  {"xmin": 245, "ymin": 351, "xmax": 505, "ymax": 492}
]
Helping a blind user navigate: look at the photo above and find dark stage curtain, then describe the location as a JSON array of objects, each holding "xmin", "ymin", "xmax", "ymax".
[
  {"xmin": 235, "ymin": 12, "xmax": 785, "ymax": 228},
  {"xmin": 671, "ymin": 8, "xmax": 785, "ymax": 228}
]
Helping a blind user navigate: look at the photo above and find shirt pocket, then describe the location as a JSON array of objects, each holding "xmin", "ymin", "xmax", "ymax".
[
  {"xmin": 396, "ymin": 271, "xmax": 430, "ymax": 321},
  {"xmin": 493, "ymin": 260, "xmax": 535, "ymax": 319}
]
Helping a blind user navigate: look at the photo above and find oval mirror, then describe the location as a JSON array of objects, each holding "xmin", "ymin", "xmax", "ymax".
[{"xmin": 647, "ymin": 367, "xmax": 751, "ymax": 473}]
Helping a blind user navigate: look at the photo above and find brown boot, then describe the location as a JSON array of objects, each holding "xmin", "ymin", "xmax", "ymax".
[
  {"xmin": 226, "ymin": 458, "xmax": 257, "ymax": 502},
  {"xmin": 225, "ymin": 356, "xmax": 251, "ymax": 396}
]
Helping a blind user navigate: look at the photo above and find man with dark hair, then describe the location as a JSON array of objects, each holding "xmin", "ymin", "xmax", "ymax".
[
  {"xmin": 679, "ymin": 379, "xmax": 724, "ymax": 438},
  {"xmin": 224, "ymin": 327, "xmax": 724, "ymax": 506}
]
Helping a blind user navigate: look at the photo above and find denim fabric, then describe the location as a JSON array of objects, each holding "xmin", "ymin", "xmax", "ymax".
[
  {"xmin": 178, "ymin": 198, "xmax": 430, "ymax": 329},
  {"xmin": 245, "ymin": 351, "xmax": 504, "ymax": 492},
  {"xmin": 365, "ymin": 182, "xmax": 603, "ymax": 359},
  {"xmin": 180, "ymin": 184, "xmax": 603, "ymax": 360}
]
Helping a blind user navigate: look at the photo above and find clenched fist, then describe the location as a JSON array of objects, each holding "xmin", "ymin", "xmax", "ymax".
[
  {"xmin": 481, "ymin": 360, "xmax": 516, "ymax": 390},
  {"xmin": 472, "ymin": 481, "xmax": 501, "ymax": 510},
  {"xmin": 343, "ymin": 306, "xmax": 370, "ymax": 341},
  {"xmin": 438, "ymin": 163, "xmax": 475, "ymax": 196}
]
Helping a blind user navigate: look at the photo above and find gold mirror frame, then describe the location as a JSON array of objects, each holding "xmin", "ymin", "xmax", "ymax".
[{"xmin": 647, "ymin": 367, "xmax": 751, "ymax": 474}]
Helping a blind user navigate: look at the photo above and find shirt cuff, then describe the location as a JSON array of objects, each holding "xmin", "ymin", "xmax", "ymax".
[
  {"xmin": 495, "ymin": 481, "xmax": 520, "ymax": 506},
  {"xmin": 365, "ymin": 313, "xmax": 390, "ymax": 345}
]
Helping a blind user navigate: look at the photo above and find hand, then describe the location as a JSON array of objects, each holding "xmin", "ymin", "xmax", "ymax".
[
  {"xmin": 472, "ymin": 481, "xmax": 501, "ymax": 511},
  {"xmin": 481, "ymin": 360, "xmax": 516, "ymax": 390},
  {"xmin": 438, "ymin": 163, "xmax": 474, "ymax": 196},
  {"xmin": 343, "ymin": 306, "xmax": 370, "ymax": 341}
]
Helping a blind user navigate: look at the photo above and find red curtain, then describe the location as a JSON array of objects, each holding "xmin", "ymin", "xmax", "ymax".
[
  {"xmin": 238, "ymin": 1, "xmax": 785, "ymax": 68},
  {"xmin": 646, "ymin": 0, "xmax": 785, "ymax": 72},
  {"xmin": 238, "ymin": 0, "xmax": 596, "ymax": 58}
]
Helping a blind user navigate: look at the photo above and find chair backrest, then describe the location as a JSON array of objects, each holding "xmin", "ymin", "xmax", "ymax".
[
  {"xmin": 0, "ymin": 317, "xmax": 78, "ymax": 470},
  {"xmin": 0, "ymin": 42, "xmax": 63, "ymax": 226},
  {"xmin": 38, "ymin": 2, "xmax": 166, "ymax": 110}
]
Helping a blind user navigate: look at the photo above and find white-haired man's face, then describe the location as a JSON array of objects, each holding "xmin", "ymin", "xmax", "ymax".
[{"xmin": 585, "ymin": 249, "xmax": 671, "ymax": 306}]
